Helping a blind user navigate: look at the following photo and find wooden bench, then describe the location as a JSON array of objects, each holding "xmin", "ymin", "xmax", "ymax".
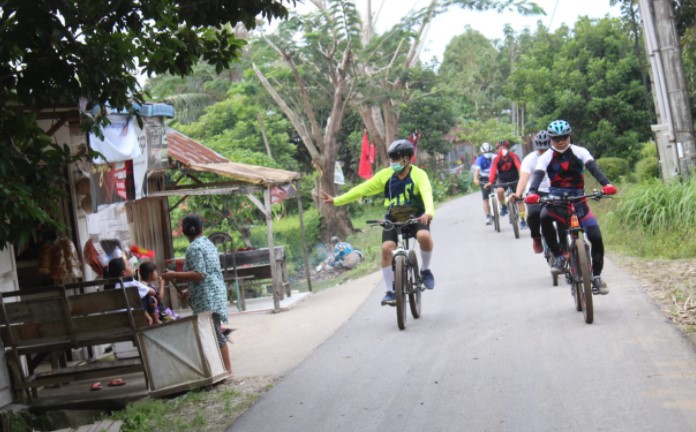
[
  {"xmin": 0, "ymin": 279, "xmax": 149, "ymax": 403},
  {"xmin": 220, "ymin": 246, "xmax": 290, "ymax": 310}
]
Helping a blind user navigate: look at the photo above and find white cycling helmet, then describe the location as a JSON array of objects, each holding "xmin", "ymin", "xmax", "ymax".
[{"xmin": 480, "ymin": 142, "xmax": 493, "ymax": 153}]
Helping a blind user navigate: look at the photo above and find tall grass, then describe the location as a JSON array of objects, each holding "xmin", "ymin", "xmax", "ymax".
[{"xmin": 596, "ymin": 178, "xmax": 696, "ymax": 258}]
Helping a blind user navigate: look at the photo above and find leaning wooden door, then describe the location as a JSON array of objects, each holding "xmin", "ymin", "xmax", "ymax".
[{"xmin": 0, "ymin": 245, "xmax": 18, "ymax": 407}]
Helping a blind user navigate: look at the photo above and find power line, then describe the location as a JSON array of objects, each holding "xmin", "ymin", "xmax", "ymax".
[{"xmin": 547, "ymin": 0, "xmax": 560, "ymax": 30}]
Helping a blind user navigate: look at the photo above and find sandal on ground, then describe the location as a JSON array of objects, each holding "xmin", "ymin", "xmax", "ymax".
[
  {"xmin": 107, "ymin": 378, "xmax": 126, "ymax": 387},
  {"xmin": 90, "ymin": 382, "xmax": 102, "ymax": 391}
]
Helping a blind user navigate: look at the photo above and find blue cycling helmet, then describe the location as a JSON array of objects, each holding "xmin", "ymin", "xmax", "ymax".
[
  {"xmin": 547, "ymin": 120, "xmax": 572, "ymax": 137},
  {"xmin": 533, "ymin": 130, "xmax": 550, "ymax": 150}
]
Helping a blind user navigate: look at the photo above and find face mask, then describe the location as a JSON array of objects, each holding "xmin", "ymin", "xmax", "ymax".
[
  {"xmin": 391, "ymin": 162, "xmax": 405, "ymax": 173},
  {"xmin": 501, "ymin": 149, "xmax": 509, "ymax": 156}
]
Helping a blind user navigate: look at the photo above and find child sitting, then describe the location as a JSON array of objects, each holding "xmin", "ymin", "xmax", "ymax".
[
  {"xmin": 138, "ymin": 261, "xmax": 165, "ymax": 324},
  {"xmin": 106, "ymin": 257, "xmax": 159, "ymax": 325}
]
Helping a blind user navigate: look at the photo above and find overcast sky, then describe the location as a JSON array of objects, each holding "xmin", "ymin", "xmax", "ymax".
[{"xmin": 363, "ymin": 0, "xmax": 622, "ymax": 61}]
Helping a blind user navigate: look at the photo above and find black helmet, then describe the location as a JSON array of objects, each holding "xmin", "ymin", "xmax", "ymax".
[
  {"xmin": 533, "ymin": 130, "xmax": 550, "ymax": 150},
  {"xmin": 387, "ymin": 139, "xmax": 415, "ymax": 159}
]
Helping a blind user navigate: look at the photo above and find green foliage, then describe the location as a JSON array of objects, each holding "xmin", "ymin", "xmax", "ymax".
[
  {"xmin": 634, "ymin": 141, "xmax": 660, "ymax": 181},
  {"xmin": 250, "ymin": 207, "xmax": 322, "ymax": 267},
  {"xmin": 439, "ymin": 27, "xmax": 507, "ymax": 119},
  {"xmin": 455, "ymin": 118, "xmax": 521, "ymax": 147},
  {"xmin": 505, "ymin": 17, "xmax": 652, "ymax": 160},
  {"xmin": 598, "ymin": 178, "xmax": 696, "ymax": 258},
  {"xmin": 0, "ymin": 0, "xmax": 292, "ymax": 249},
  {"xmin": 596, "ymin": 157, "xmax": 629, "ymax": 181}
]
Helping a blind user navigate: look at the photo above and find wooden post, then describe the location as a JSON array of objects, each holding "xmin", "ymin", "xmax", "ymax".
[
  {"xmin": 264, "ymin": 187, "xmax": 281, "ymax": 312},
  {"xmin": 295, "ymin": 180, "xmax": 313, "ymax": 292}
]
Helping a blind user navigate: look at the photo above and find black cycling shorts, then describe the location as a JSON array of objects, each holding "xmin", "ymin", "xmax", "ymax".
[
  {"xmin": 382, "ymin": 222, "xmax": 430, "ymax": 244},
  {"xmin": 478, "ymin": 177, "xmax": 490, "ymax": 200}
]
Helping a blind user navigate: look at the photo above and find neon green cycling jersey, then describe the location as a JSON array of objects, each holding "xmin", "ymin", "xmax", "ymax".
[{"xmin": 333, "ymin": 165, "xmax": 435, "ymax": 217}]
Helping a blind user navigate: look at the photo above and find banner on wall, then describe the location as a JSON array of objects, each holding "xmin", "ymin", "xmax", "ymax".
[{"xmin": 90, "ymin": 161, "xmax": 135, "ymax": 211}]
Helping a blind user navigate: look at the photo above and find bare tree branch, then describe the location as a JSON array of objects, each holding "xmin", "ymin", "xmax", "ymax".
[{"xmin": 252, "ymin": 63, "xmax": 321, "ymax": 161}]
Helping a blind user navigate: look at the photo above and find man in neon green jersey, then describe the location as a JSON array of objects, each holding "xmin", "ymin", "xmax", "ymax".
[{"xmin": 321, "ymin": 139, "xmax": 435, "ymax": 306}]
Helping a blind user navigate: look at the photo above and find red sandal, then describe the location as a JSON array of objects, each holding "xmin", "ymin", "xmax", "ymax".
[
  {"xmin": 90, "ymin": 382, "xmax": 102, "ymax": 391},
  {"xmin": 107, "ymin": 378, "xmax": 126, "ymax": 387}
]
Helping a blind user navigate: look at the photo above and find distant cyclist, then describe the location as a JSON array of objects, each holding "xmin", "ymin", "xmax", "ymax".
[
  {"xmin": 525, "ymin": 120, "xmax": 617, "ymax": 295},
  {"xmin": 321, "ymin": 139, "xmax": 435, "ymax": 306},
  {"xmin": 473, "ymin": 142, "xmax": 496, "ymax": 225},
  {"xmin": 485, "ymin": 140, "xmax": 525, "ymax": 227},
  {"xmin": 509, "ymin": 130, "xmax": 553, "ymax": 254}
]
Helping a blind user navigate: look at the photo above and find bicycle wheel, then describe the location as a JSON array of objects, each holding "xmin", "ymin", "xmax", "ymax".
[
  {"xmin": 574, "ymin": 238, "xmax": 593, "ymax": 324},
  {"xmin": 394, "ymin": 255, "xmax": 408, "ymax": 330},
  {"xmin": 408, "ymin": 250, "xmax": 421, "ymax": 319},
  {"xmin": 492, "ymin": 197, "xmax": 501, "ymax": 232},
  {"xmin": 568, "ymin": 248, "xmax": 582, "ymax": 311},
  {"xmin": 509, "ymin": 202, "xmax": 520, "ymax": 239}
]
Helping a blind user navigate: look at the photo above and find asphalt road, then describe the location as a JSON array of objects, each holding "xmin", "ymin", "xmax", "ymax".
[{"xmin": 228, "ymin": 193, "xmax": 696, "ymax": 432}]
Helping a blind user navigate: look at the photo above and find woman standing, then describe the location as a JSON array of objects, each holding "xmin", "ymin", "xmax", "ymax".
[{"xmin": 162, "ymin": 214, "xmax": 233, "ymax": 377}]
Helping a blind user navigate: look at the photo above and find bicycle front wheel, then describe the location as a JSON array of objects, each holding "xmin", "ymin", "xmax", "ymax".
[
  {"xmin": 408, "ymin": 250, "xmax": 421, "ymax": 319},
  {"xmin": 492, "ymin": 198, "xmax": 501, "ymax": 232},
  {"xmin": 510, "ymin": 202, "xmax": 520, "ymax": 239},
  {"xmin": 574, "ymin": 238, "xmax": 593, "ymax": 324},
  {"xmin": 394, "ymin": 255, "xmax": 408, "ymax": 330}
]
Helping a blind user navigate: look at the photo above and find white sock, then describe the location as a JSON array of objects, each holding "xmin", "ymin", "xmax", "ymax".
[
  {"xmin": 420, "ymin": 250, "xmax": 432, "ymax": 271},
  {"xmin": 382, "ymin": 266, "xmax": 394, "ymax": 292}
]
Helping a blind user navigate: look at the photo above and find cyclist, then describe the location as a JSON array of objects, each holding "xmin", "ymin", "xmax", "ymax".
[
  {"xmin": 321, "ymin": 139, "xmax": 435, "ymax": 306},
  {"xmin": 485, "ymin": 140, "xmax": 525, "ymax": 227},
  {"xmin": 525, "ymin": 120, "xmax": 617, "ymax": 295},
  {"xmin": 509, "ymin": 130, "xmax": 553, "ymax": 254},
  {"xmin": 473, "ymin": 142, "xmax": 496, "ymax": 225}
]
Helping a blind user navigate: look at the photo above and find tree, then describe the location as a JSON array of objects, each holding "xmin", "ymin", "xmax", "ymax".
[
  {"xmin": 0, "ymin": 0, "xmax": 294, "ymax": 249},
  {"xmin": 252, "ymin": 0, "xmax": 542, "ymax": 240},
  {"xmin": 439, "ymin": 27, "xmax": 505, "ymax": 120},
  {"xmin": 506, "ymin": 17, "xmax": 652, "ymax": 162}
]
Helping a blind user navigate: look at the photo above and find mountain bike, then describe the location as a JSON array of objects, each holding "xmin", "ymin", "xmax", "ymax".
[
  {"xmin": 540, "ymin": 190, "xmax": 607, "ymax": 324},
  {"xmin": 484, "ymin": 184, "xmax": 501, "ymax": 233},
  {"xmin": 367, "ymin": 206, "xmax": 425, "ymax": 330},
  {"xmin": 498, "ymin": 181, "xmax": 521, "ymax": 239}
]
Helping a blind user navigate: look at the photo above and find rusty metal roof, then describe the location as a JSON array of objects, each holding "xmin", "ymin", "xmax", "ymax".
[
  {"xmin": 167, "ymin": 129, "xmax": 228, "ymax": 165},
  {"xmin": 166, "ymin": 129, "xmax": 300, "ymax": 186}
]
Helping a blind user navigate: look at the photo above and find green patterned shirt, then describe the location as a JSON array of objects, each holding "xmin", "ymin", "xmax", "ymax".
[{"xmin": 183, "ymin": 236, "xmax": 228, "ymax": 322}]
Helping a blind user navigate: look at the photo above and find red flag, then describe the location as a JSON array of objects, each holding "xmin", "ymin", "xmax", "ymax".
[
  {"xmin": 409, "ymin": 132, "xmax": 419, "ymax": 163},
  {"xmin": 358, "ymin": 130, "xmax": 373, "ymax": 179}
]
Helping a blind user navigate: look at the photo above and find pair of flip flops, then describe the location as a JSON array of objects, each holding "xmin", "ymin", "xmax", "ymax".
[{"xmin": 90, "ymin": 378, "xmax": 126, "ymax": 391}]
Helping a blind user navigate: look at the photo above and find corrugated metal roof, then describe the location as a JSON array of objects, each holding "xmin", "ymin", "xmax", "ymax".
[
  {"xmin": 166, "ymin": 129, "xmax": 300, "ymax": 186},
  {"xmin": 167, "ymin": 129, "xmax": 229, "ymax": 165}
]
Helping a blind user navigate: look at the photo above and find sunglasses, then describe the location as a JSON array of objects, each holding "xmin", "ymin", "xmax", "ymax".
[{"xmin": 551, "ymin": 135, "xmax": 570, "ymax": 142}]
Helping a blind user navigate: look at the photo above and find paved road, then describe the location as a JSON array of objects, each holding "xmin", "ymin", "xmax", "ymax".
[{"xmin": 228, "ymin": 193, "xmax": 696, "ymax": 432}]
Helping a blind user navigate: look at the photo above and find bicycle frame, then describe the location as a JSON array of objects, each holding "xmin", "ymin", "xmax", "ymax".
[
  {"xmin": 366, "ymin": 216, "xmax": 424, "ymax": 330},
  {"xmin": 541, "ymin": 191, "xmax": 606, "ymax": 324}
]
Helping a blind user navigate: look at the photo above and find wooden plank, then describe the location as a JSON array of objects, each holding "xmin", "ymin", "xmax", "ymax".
[
  {"xmin": 69, "ymin": 288, "xmax": 141, "ymax": 316},
  {"xmin": 26, "ymin": 360, "xmax": 143, "ymax": 388},
  {"xmin": 2, "ymin": 297, "xmax": 66, "ymax": 324},
  {"xmin": 220, "ymin": 246, "xmax": 285, "ymax": 267}
]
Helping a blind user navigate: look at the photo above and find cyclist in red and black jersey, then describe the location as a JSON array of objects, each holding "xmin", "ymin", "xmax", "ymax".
[
  {"xmin": 485, "ymin": 140, "xmax": 525, "ymax": 226},
  {"xmin": 525, "ymin": 120, "xmax": 617, "ymax": 295}
]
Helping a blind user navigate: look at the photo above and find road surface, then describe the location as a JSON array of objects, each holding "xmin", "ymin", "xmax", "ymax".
[{"xmin": 228, "ymin": 193, "xmax": 696, "ymax": 432}]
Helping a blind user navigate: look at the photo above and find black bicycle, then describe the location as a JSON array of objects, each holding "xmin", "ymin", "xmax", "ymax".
[
  {"xmin": 541, "ymin": 190, "xmax": 607, "ymax": 324},
  {"xmin": 367, "ymin": 207, "xmax": 424, "ymax": 330}
]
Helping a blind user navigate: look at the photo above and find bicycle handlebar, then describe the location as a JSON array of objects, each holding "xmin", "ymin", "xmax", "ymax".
[
  {"xmin": 539, "ymin": 190, "xmax": 607, "ymax": 204},
  {"xmin": 366, "ymin": 219, "xmax": 420, "ymax": 229}
]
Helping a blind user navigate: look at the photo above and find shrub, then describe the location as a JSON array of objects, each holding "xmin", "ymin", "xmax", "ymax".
[
  {"xmin": 635, "ymin": 157, "xmax": 660, "ymax": 180},
  {"xmin": 596, "ymin": 157, "xmax": 629, "ymax": 181}
]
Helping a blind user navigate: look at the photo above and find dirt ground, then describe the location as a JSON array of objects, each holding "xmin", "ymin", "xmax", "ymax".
[{"xmin": 612, "ymin": 254, "xmax": 696, "ymax": 342}]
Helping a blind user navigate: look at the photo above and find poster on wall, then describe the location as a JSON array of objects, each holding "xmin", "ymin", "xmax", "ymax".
[{"xmin": 90, "ymin": 160, "xmax": 135, "ymax": 211}]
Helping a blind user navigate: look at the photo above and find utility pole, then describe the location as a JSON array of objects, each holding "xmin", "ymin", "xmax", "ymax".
[{"xmin": 638, "ymin": 0, "xmax": 696, "ymax": 180}]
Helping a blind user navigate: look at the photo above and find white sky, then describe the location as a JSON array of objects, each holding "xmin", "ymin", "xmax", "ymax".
[{"xmin": 357, "ymin": 0, "xmax": 622, "ymax": 61}]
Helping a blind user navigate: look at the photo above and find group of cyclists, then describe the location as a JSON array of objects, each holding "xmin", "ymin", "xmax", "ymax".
[{"xmin": 321, "ymin": 119, "xmax": 617, "ymax": 307}]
